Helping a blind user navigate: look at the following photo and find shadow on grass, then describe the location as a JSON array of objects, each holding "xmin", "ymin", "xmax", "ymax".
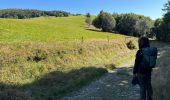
[
  {"xmin": 0, "ymin": 67, "xmax": 107, "ymax": 100},
  {"xmin": 85, "ymin": 28, "xmax": 103, "ymax": 33},
  {"xmin": 85, "ymin": 28, "xmax": 127, "ymax": 36}
]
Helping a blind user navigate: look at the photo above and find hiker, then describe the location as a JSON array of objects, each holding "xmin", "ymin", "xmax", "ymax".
[{"xmin": 133, "ymin": 37, "xmax": 157, "ymax": 100}]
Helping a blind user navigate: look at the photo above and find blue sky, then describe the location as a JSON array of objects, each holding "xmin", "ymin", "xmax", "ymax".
[{"xmin": 0, "ymin": 0, "xmax": 167, "ymax": 19}]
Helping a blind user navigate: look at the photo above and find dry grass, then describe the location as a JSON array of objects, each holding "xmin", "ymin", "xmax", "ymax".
[
  {"xmin": 0, "ymin": 38, "xmax": 137, "ymax": 100},
  {"xmin": 151, "ymin": 41, "xmax": 170, "ymax": 100}
]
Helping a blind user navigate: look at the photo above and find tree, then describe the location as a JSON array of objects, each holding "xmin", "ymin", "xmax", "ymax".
[
  {"xmin": 92, "ymin": 11, "xmax": 116, "ymax": 32},
  {"xmin": 101, "ymin": 13, "xmax": 116, "ymax": 32},
  {"xmin": 85, "ymin": 13, "xmax": 91, "ymax": 27},
  {"xmin": 115, "ymin": 13, "xmax": 139, "ymax": 36},
  {"xmin": 152, "ymin": 18, "xmax": 163, "ymax": 40},
  {"xmin": 112, "ymin": 13, "xmax": 153, "ymax": 37},
  {"xmin": 163, "ymin": 0, "xmax": 170, "ymax": 12},
  {"xmin": 154, "ymin": 0, "xmax": 170, "ymax": 42},
  {"xmin": 135, "ymin": 19, "xmax": 153, "ymax": 37}
]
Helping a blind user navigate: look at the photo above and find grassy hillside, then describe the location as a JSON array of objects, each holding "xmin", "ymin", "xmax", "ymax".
[
  {"xmin": 0, "ymin": 16, "xmax": 138, "ymax": 100},
  {"xmin": 0, "ymin": 16, "xmax": 123, "ymax": 43}
]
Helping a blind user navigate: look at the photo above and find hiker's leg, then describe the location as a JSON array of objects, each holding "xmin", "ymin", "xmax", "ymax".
[
  {"xmin": 138, "ymin": 75, "xmax": 147, "ymax": 100},
  {"xmin": 146, "ymin": 75, "xmax": 153, "ymax": 100}
]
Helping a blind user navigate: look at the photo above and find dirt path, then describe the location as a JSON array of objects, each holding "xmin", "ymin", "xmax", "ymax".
[
  {"xmin": 62, "ymin": 41, "xmax": 170, "ymax": 100},
  {"xmin": 62, "ymin": 65, "xmax": 140, "ymax": 100}
]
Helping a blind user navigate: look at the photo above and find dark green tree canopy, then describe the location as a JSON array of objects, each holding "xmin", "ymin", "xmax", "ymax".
[
  {"xmin": 153, "ymin": 0, "xmax": 170, "ymax": 42},
  {"xmin": 0, "ymin": 9, "xmax": 70, "ymax": 19},
  {"xmin": 92, "ymin": 11, "xmax": 116, "ymax": 32},
  {"xmin": 93, "ymin": 11, "xmax": 153, "ymax": 37},
  {"xmin": 163, "ymin": 0, "xmax": 170, "ymax": 12}
]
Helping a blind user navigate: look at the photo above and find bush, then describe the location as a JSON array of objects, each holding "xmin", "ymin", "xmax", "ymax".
[
  {"xmin": 105, "ymin": 64, "xmax": 116, "ymax": 70},
  {"xmin": 126, "ymin": 40, "xmax": 136, "ymax": 50},
  {"xmin": 27, "ymin": 49, "xmax": 47, "ymax": 62}
]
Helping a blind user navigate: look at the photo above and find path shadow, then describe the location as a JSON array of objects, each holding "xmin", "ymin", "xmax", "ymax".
[{"xmin": 0, "ymin": 67, "xmax": 107, "ymax": 100}]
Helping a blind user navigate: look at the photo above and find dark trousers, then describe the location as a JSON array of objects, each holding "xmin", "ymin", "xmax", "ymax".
[{"xmin": 138, "ymin": 74, "xmax": 153, "ymax": 100}]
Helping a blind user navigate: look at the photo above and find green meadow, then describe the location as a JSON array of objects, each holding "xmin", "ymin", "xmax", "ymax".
[
  {"xmin": 0, "ymin": 16, "xmax": 137, "ymax": 100},
  {"xmin": 0, "ymin": 16, "xmax": 123, "ymax": 43}
]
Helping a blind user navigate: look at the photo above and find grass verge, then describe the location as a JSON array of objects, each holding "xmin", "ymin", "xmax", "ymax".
[{"xmin": 0, "ymin": 38, "xmax": 137, "ymax": 100}]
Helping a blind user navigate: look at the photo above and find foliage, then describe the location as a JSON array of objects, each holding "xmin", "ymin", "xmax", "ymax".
[
  {"xmin": 92, "ymin": 11, "xmax": 116, "ymax": 32},
  {"xmin": 153, "ymin": 0, "xmax": 170, "ymax": 43},
  {"xmin": 114, "ymin": 13, "xmax": 153, "ymax": 37},
  {"xmin": 126, "ymin": 40, "xmax": 136, "ymax": 50},
  {"xmin": 115, "ymin": 13, "xmax": 139, "ymax": 36},
  {"xmin": 92, "ymin": 12, "xmax": 153, "ymax": 37},
  {"xmin": 163, "ymin": 0, "xmax": 170, "ymax": 12},
  {"xmin": 135, "ymin": 18, "xmax": 153, "ymax": 37},
  {"xmin": 152, "ymin": 18, "xmax": 163, "ymax": 40},
  {"xmin": 0, "ymin": 9, "xmax": 70, "ymax": 19}
]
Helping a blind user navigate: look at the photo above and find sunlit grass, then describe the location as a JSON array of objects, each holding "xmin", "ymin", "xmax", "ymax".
[{"xmin": 0, "ymin": 16, "xmax": 123, "ymax": 43}]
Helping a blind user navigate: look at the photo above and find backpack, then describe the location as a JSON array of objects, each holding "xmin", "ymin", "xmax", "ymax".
[{"xmin": 141, "ymin": 47, "xmax": 158, "ymax": 68}]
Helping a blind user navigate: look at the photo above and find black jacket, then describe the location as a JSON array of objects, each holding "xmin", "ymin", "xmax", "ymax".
[{"xmin": 133, "ymin": 50, "xmax": 152, "ymax": 75}]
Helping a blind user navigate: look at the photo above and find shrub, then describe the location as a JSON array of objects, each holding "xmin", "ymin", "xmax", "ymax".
[
  {"xmin": 126, "ymin": 40, "xmax": 136, "ymax": 50},
  {"xmin": 27, "ymin": 49, "xmax": 47, "ymax": 62},
  {"xmin": 105, "ymin": 64, "xmax": 116, "ymax": 70}
]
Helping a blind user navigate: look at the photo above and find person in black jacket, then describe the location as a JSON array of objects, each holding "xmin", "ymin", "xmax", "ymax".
[{"xmin": 133, "ymin": 37, "xmax": 153, "ymax": 100}]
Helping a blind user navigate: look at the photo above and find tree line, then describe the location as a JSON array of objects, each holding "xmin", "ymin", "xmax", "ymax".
[
  {"xmin": 92, "ymin": 0, "xmax": 170, "ymax": 43},
  {"xmin": 92, "ymin": 11, "xmax": 154, "ymax": 37},
  {"xmin": 0, "ymin": 9, "xmax": 70, "ymax": 19}
]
